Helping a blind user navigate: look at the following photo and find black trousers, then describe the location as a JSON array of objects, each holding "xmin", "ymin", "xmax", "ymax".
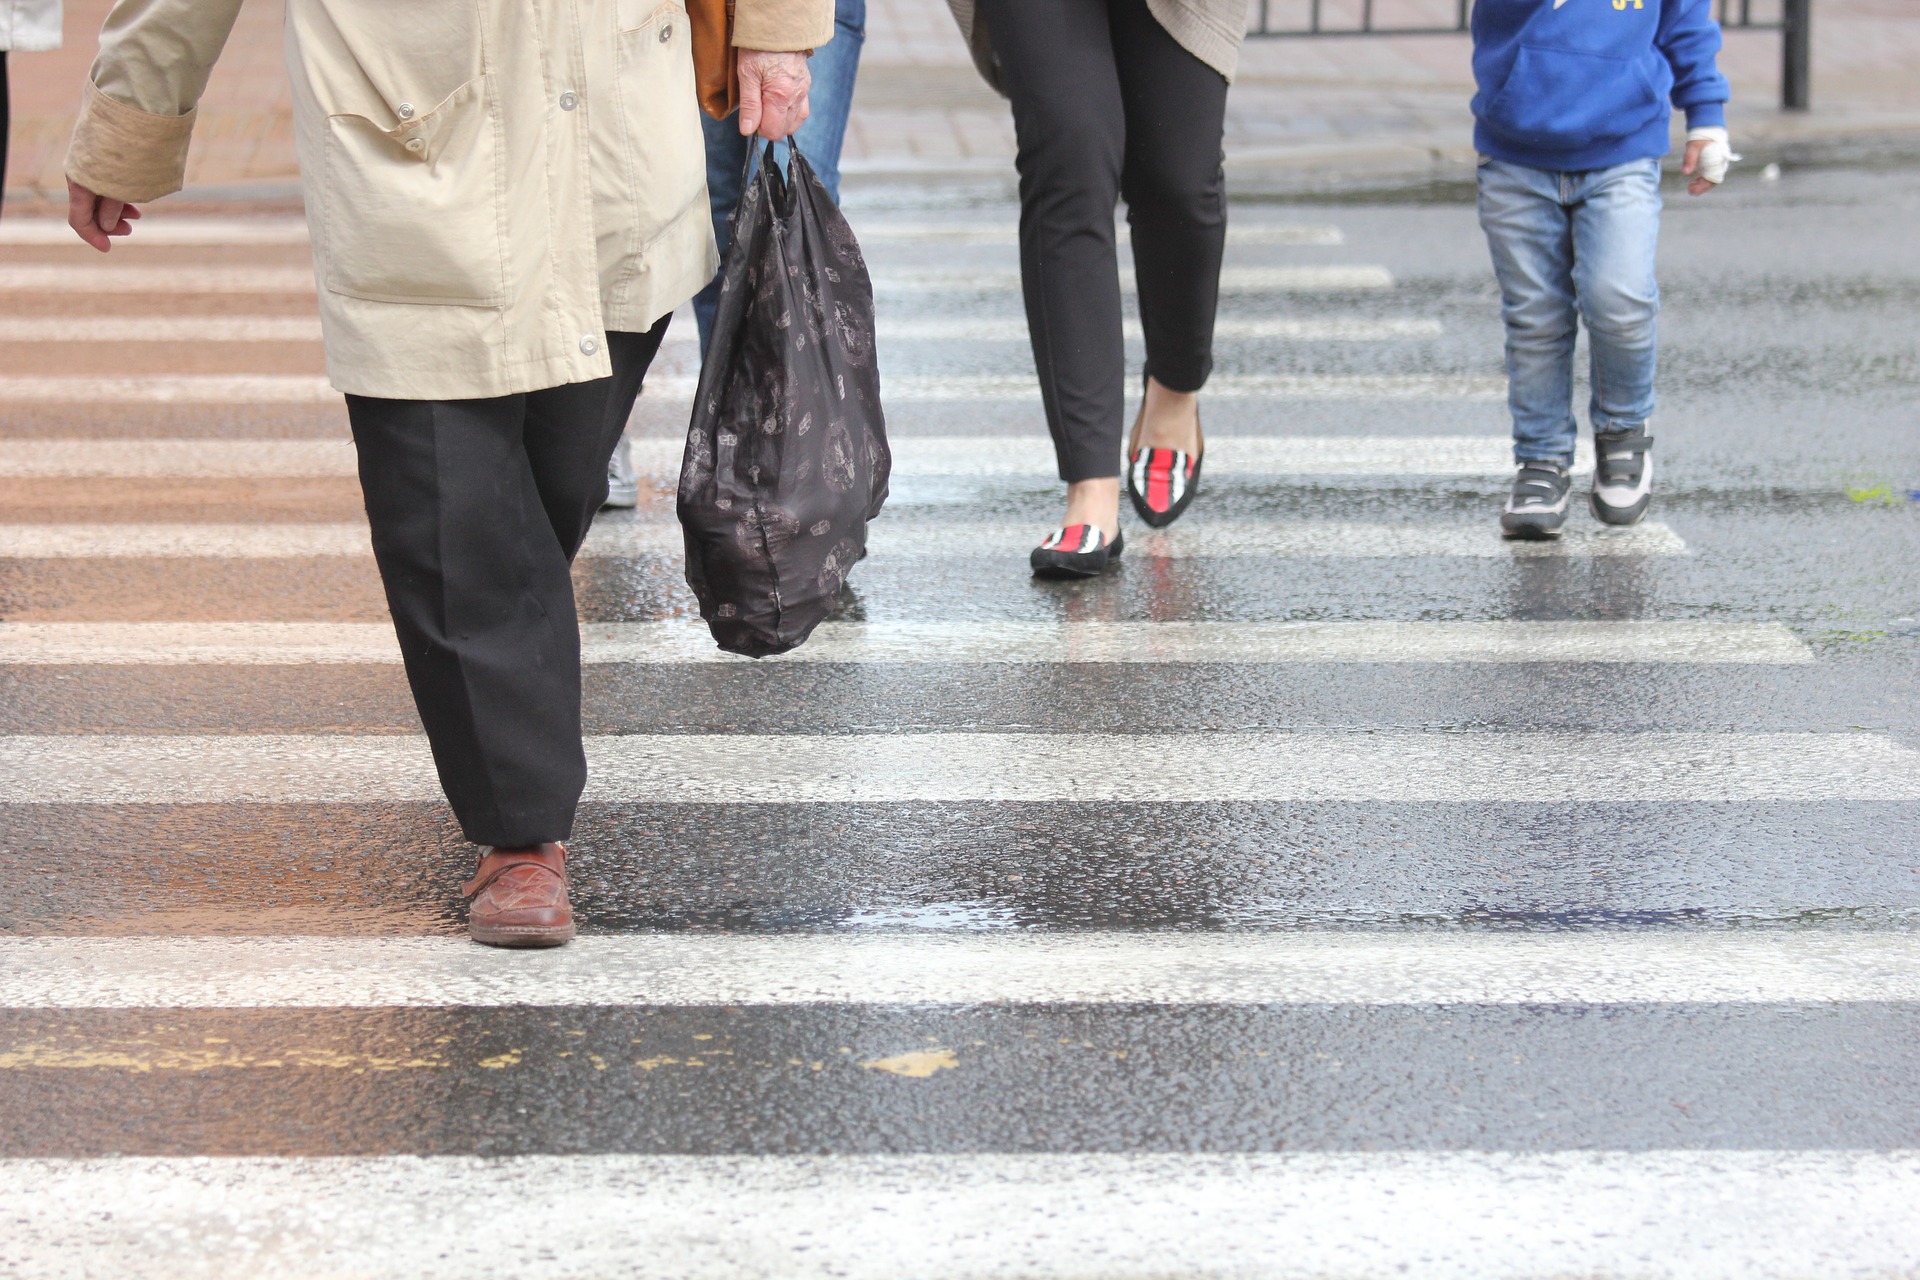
[
  {"xmin": 977, "ymin": 0, "xmax": 1229, "ymax": 483},
  {"xmin": 346, "ymin": 320, "xmax": 668, "ymax": 847}
]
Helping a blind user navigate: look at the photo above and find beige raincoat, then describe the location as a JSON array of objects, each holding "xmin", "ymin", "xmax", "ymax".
[{"xmin": 66, "ymin": 0, "xmax": 832, "ymax": 399}]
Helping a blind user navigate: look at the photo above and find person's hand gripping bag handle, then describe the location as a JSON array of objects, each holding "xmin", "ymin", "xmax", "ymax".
[{"xmin": 677, "ymin": 139, "xmax": 891, "ymax": 658}]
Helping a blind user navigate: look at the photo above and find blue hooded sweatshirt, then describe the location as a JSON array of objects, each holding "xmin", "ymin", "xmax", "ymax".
[{"xmin": 1471, "ymin": 0, "xmax": 1731, "ymax": 172}]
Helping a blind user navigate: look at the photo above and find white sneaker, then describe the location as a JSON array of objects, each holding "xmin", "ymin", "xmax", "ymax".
[
  {"xmin": 602, "ymin": 435, "xmax": 638, "ymax": 509},
  {"xmin": 1590, "ymin": 426, "xmax": 1654, "ymax": 526}
]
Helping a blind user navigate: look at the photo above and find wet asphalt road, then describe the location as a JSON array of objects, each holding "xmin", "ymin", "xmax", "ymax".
[{"xmin": 1, "ymin": 161, "xmax": 1918, "ymax": 1276}]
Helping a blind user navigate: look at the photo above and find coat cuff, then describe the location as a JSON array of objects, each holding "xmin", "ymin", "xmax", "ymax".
[
  {"xmin": 732, "ymin": 0, "xmax": 835, "ymax": 51},
  {"xmin": 1683, "ymin": 101, "xmax": 1728, "ymax": 131},
  {"xmin": 65, "ymin": 81, "xmax": 196, "ymax": 204}
]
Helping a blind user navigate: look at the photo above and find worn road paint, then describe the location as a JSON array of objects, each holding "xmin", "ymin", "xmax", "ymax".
[{"xmin": 862, "ymin": 1050, "xmax": 960, "ymax": 1078}]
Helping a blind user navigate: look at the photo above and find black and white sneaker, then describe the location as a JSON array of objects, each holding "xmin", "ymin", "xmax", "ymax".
[
  {"xmin": 602, "ymin": 435, "xmax": 639, "ymax": 510},
  {"xmin": 1501, "ymin": 460, "xmax": 1573, "ymax": 540},
  {"xmin": 1590, "ymin": 426, "xmax": 1654, "ymax": 526}
]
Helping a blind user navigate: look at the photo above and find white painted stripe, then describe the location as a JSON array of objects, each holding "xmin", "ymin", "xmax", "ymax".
[
  {"xmin": 0, "ymin": 524, "xmax": 373, "ymax": 558},
  {"xmin": 741, "ymin": 434, "xmax": 1579, "ymax": 474},
  {"xmin": 0, "ymin": 264, "xmax": 1384, "ymax": 295},
  {"xmin": 877, "ymin": 266, "xmax": 1393, "ymax": 292},
  {"xmin": 854, "ymin": 221, "xmax": 1344, "ymax": 245},
  {"xmin": 0, "ymin": 376, "xmax": 335, "ymax": 404},
  {"xmin": 875, "ymin": 374, "xmax": 1497, "ymax": 400},
  {"xmin": 0, "ymin": 218, "xmax": 1338, "ymax": 248},
  {"xmin": 581, "ymin": 521, "xmax": 1682, "ymax": 559},
  {"xmin": 877, "ymin": 316, "xmax": 1444, "ymax": 341},
  {"xmin": 0, "ymin": 373, "xmax": 1494, "ymax": 405},
  {"xmin": 0, "ymin": 217, "xmax": 311, "ymax": 246},
  {"xmin": 0, "ymin": 520, "xmax": 1685, "ymax": 559},
  {"xmin": 0, "ymin": 621, "xmax": 1812, "ymax": 666},
  {"xmin": 0, "ymin": 316, "xmax": 1432, "ymax": 348},
  {"xmin": 0, "ymin": 264, "xmax": 317, "ymax": 293},
  {"xmin": 0, "ymin": 440, "xmax": 356, "ymax": 478},
  {"xmin": 4, "ymin": 932, "xmax": 1916, "ymax": 1008},
  {"xmin": 0, "ymin": 731, "xmax": 1910, "ymax": 803},
  {"xmin": 0, "ymin": 316, "xmax": 323, "ymax": 342},
  {"xmin": 3, "ymin": 1152, "xmax": 1916, "ymax": 1280},
  {"xmin": 0, "ymin": 436, "xmax": 1576, "ymax": 479}
]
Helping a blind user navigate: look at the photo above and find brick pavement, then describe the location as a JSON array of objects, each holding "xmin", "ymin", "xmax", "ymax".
[{"xmin": 5, "ymin": 0, "xmax": 1919, "ymax": 209}]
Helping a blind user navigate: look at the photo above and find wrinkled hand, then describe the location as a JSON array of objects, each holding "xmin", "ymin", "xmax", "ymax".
[
  {"xmin": 737, "ymin": 49, "xmax": 810, "ymax": 141},
  {"xmin": 67, "ymin": 179, "xmax": 141, "ymax": 252},
  {"xmin": 1682, "ymin": 127, "xmax": 1734, "ymax": 197}
]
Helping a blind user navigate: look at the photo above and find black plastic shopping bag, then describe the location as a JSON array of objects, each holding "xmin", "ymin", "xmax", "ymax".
[{"xmin": 678, "ymin": 141, "xmax": 890, "ymax": 657}]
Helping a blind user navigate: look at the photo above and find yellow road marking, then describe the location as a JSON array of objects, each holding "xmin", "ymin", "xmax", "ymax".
[{"xmin": 861, "ymin": 1049, "xmax": 959, "ymax": 1079}]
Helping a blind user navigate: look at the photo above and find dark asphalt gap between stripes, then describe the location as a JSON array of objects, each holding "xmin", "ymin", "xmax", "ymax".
[
  {"xmin": 2, "ymin": 1003, "xmax": 1916, "ymax": 1157},
  {"xmin": 0, "ymin": 548, "xmax": 1890, "ymax": 629},
  {"xmin": 4, "ymin": 801, "xmax": 1916, "ymax": 936}
]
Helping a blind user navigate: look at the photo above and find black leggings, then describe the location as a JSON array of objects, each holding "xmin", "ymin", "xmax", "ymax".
[
  {"xmin": 977, "ymin": 0, "xmax": 1229, "ymax": 483},
  {"xmin": 2, "ymin": 52, "xmax": 10, "ymax": 221},
  {"xmin": 346, "ymin": 320, "xmax": 668, "ymax": 848}
]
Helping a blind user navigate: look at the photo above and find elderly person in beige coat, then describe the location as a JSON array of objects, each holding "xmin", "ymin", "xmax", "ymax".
[
  {"xmin": 947, "ymin": 0, "xmax": 1244, "ymax": 578},
  {"xmin": 65, "ymin": 0, "xmax": 834, "ymax": 948}
]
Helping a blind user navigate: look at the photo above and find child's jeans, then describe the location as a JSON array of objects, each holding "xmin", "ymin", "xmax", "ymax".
[{"xmin": 1476, "ymin": 156, "xmax": 1662, "ymax": 467}]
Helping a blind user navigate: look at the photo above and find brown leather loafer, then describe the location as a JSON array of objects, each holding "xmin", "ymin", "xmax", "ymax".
[{"xmin": 463, "ymin": 843, "xmax": 575, "ymax": 948}]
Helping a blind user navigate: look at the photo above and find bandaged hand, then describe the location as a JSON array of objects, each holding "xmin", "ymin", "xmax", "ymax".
[{"xmin": 1683, "ymin": 127, "xmax": 1736, "ymax": 196}]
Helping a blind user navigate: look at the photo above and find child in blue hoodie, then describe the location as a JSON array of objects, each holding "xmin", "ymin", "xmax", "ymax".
[{"xmin": 1472, "ymin": 0, "xmax": 1732, "ymax": 538}]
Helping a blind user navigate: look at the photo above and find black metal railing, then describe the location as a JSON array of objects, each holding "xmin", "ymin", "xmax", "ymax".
[{"xmin": 1246, "ymin": 0, "xmax": 1811, "ymax": 110}]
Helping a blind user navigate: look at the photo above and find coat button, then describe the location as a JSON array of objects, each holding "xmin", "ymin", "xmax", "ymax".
[
  {"xmin": 396, "ymin": 102, "xmax": 415, "ymax": 120},
  {"xmin": 580, "ymin": 336, "xmax": 599, "ymax": 356},
  {"xmin": 659, "ymin": 22, "xmax": 672, "ymax": 41},
  {"xmin": 404, "ymin": 138, "xmax": 425, "ymax": 153},
  {"xmin": 559, "ymin": 91, "xmax": 578, "ymax": 111}
]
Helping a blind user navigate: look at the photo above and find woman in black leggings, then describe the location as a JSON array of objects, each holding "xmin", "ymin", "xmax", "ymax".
[{"xmin": 952, "ymin": 0, "xmax": 1242, "ymax": 576}]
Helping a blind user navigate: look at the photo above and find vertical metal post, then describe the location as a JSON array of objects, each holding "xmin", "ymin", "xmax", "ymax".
[
  {"xmin": 1782, "ymin": 0, "xmax": 1812, "ymax": 111},
  {"xmin": 1457, "ymin": 0, "xmax": 1470, "ymax": 33}
]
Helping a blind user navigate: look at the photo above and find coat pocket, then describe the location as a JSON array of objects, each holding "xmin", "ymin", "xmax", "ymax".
[
  {"xmin": 606, "ymin": 4, "xmax": 707, "ymax": 264},
  {"xmin": 1481, "ymin": 45, "xmax": 1660, "ymax": 151},
  {"xmin": 321, "ymin": 76, "xmax": 505, "ymax": 307}
]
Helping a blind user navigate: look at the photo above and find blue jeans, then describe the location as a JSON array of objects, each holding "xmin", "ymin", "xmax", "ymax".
[
  {"xmin": 1476, "ymin": 156, "xmax": 1662, "ymax": 467},
  {"xmin": 693, "ymin": 0, "xmax": 865, "ymax": 352}
]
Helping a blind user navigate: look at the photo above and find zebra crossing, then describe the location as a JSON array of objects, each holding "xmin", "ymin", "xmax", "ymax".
[{"xmin": 2, "ymin": 200, "xmax": 1915, "ymax": 1279}]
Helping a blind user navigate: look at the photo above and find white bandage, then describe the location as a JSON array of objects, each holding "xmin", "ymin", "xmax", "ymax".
[{"xmin": 1686, "ymin": 126, "xmax": 1736, "ymax": 184}]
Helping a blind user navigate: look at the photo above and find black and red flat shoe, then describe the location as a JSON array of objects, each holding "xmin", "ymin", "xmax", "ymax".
[
  {"xmin": 1126, "ymin": 411, "xmax": 1205, "ymax": 528},
  {"xmin": 1030, "ymin": 524, "xmax": 1125, "ymax": 579}
]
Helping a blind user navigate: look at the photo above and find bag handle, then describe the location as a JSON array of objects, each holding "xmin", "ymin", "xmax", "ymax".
[{"xmin": 740, "ymin": 135, "xmax": 806, "ymax": 191}]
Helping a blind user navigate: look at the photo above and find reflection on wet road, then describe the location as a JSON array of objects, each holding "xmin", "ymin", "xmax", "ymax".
[{"xmin": 4, "ymin": 164, "xmax": 1920, "ymax": 1276}]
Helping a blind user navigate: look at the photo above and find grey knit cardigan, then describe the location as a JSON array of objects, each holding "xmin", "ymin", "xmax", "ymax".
[{"xmin": 945, "ymin": 0, "xmax": 1246, "ymax": 93}]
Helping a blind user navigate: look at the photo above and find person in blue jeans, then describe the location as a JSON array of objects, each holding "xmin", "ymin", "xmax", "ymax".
[
  {"xmin": 606, "ymin": 0, "xmax": 864, "ymax": 506},
  {"xmin": 1472, "ymin": 0, "xmax": 1732, "ymax": 539}
]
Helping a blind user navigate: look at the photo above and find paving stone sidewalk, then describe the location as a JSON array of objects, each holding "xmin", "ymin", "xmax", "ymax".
[{"xmin": 5, "ymin": 0, "xmax": 1920, "ymax": 209}]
